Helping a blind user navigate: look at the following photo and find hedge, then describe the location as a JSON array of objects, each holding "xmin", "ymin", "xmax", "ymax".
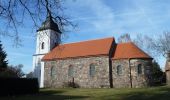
[{"xmin": 0, "ymin": 78, "xmax": 39, "ymax": 96}]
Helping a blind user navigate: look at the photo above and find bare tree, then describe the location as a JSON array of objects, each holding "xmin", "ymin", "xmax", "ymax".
[
  {"xmin": 134, "ymin": 34, "xmax": 156, "ymax": 58},
  {"xmin": 134, "ymin": 32, "xmax": 170, "ymax": 58},
  {"xmin": 0, "ymin": 0, "xmax": 76, "ymax": 46},
  {"xmin": 117, "ymin": 33, "xmax": 132, "ymax": 43},
  {"xmin": 154, "ymin": 32, "xmax": 170, "ymax": 56}
]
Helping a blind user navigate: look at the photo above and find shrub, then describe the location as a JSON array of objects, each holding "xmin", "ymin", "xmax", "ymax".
[
  {"xmin": 0, "ymin": 78, "xmax": 39, "ymax": 96},
  {"xmin": 0, "ymin": 68, "xmax": 19, "ymax": 78}
]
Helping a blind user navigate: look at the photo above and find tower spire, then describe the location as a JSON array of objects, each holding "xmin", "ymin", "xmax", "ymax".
[
  {"xmin": 47, "ymin": 10, "xmax": 52, "ymax": 20},
  {"xmin": 37, "ymin": 12, "xmax": 61, "ymax": 33}
]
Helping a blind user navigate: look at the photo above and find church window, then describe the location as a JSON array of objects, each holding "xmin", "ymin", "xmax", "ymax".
[
  {"xmin": 51, "ymin": 61, "xmax": 55, "ymax": 66},
  {"xmin": 50, "ymin": 66, "xmax": 56, "ymax": 79},
  {"xmin": 68, "ymin": 65, "xmax": 74, "ymax": 77},
  {"xmin": 137, "ymin": 64, "xmax": 142, "ymax": 74},
  {"xmin": 89, "ymin": 64, "xmax": 95, "ymax": 77},
  {"xmin": 117, "ymin": 65, "xmax": 122, "ymax": 75},
  {"xmin": 41, "ymin": 42, "xmax": 45, "ymax": 49}
]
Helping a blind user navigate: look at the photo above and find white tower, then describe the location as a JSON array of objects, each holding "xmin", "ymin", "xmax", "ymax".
[{"xmin": 32, "ymin": 15, "xmax": 61, "ymax": 88}]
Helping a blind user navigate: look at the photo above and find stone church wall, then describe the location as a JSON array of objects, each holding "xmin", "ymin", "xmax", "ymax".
[
  {"xmin": 130, "ymin": 59, "xmax": 152, "ymax": 88},
  {"xmin": 165, "ymin": 60, "xmax": 170, "ymax": 85},
  {"xmin": 165, "ymin": 52, "xmax": 170, "ymax": 85},
  {"xmin": 166, "ymin": 69, "xmax": 170, "ymax": 85},
  {"xmin": 112, "ymin": 59, "xmax": 131, "ymax": 88},
  {"xmin": 112, "ymin": 59, "xmax": 152, "ymax": 88},
  {"xmin": 44, "ymin": 56, "xmax": 110, "ymax": 88},
  {"xmin": 44, "ymin": 56, "xmax": 152, "ymax": 88}
]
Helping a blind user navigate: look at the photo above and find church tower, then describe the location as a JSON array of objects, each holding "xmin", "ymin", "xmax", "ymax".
[{"xmin": 32, "ymin": 15, "xmax": 61, "ymax": 88}]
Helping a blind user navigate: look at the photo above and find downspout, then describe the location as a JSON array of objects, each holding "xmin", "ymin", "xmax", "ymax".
[
  {"xmin": 108, "ymin": 40, "xmax": 116, "ymax": 88},
  {"xmin": 129, "ymin": 58, "xmax": 132, "ymax": 88},
  {"xmin": 109, "ymin": 58, "xmax": 113, "ymax": 88}
]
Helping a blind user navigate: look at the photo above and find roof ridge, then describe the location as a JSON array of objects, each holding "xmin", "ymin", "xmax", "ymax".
[{"xmin": 61, "ymin": 37, "xmax": 114, "ymax": 45}]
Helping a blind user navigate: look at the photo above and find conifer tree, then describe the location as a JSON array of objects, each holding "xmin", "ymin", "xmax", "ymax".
[{"xmin": 0, "ymin": 41, "xmax": 8, "ymax": 68}]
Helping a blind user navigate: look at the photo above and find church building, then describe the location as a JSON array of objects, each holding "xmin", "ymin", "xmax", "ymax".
[{"xmin": 33, "ymin": 16, "xmax": 153, "ymax": 88}]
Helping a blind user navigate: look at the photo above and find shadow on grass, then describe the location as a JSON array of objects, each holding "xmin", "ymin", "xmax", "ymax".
[
  {"xmin": 1, "ymin": 87, "xmax": 170, "ymax": 100},
  {"xmin": 0, "ymin": 89, "xmax": 89, "ymax": 100},
  {"xmin": 38, "ymin": 89, "xmax": 88, "ymax": 100},
  {"xmin": 122, "ymin": 87, "xmax": 170, "ymax": 100}
]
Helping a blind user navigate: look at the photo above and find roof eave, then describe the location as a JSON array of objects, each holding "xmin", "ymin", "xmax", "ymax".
[
  {"xmin": 42, "ymin": 54, "xmax": 109, "ymax": 61},
  {"xmin": 112, "ymin": 57, "xmax": 153, "ymax": 60}
]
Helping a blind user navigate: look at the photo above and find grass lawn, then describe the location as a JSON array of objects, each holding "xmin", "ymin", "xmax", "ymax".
[{"xmin": 1, "ymin": 86, "xmax": 170, "ymax": 100}]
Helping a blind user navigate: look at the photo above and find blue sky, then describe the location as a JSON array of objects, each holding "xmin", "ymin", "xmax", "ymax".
[{"xmin": 1, "ymin": 0, "xmax": 170, "ymax": 73}]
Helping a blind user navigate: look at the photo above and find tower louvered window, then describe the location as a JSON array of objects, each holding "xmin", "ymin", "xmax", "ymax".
[{"xmin": 41, "ymin": 42, "xmax": 44, "ymax": 49}]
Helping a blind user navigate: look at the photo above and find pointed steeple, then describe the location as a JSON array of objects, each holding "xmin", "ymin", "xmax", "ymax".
[{"xmin": 37, "ymin": 14, "xmax": 61, "ymax": 33}]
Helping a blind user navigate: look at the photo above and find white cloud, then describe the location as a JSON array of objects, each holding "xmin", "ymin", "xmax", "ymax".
[{"xmin": 68, "ymin": 0, "xmax": 170, "ymax": 37}]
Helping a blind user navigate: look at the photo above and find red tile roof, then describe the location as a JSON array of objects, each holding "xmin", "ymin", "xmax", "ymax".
[
  {"xmin": 112, "ymin": 42, "xmax": 152, "ymax": 59},
  {"xmin": 42, "ymin": 37, "xmax": 115, "ymax": 60}
]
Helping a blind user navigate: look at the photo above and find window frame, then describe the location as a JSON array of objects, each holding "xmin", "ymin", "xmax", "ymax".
[
  {"xmin": 89, "ymin": 64, "xmax": 96, "ymax": 77},
  {"xmin": 117, "ymin": 65, "xmax": 123, "ymax": 75},
  {"xmin": 68, "ymin": 65, "xmax": 74, "ymax": 77},
  {"xmin": 50, "ymin": 66, "xmax": 56, "ymax": 79},
  {"xmin": 137, "ymin": 64, "xmax": 142, "ymax": 75}
]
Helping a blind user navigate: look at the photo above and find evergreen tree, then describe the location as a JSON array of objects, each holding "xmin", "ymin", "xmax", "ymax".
[
  {"xmin": 0, "ymin": 41, "xmax": 8, "ymax": 68},
  {"xmin": 151, "ymin": 60, "xmax": 164, "ymax": 84}
]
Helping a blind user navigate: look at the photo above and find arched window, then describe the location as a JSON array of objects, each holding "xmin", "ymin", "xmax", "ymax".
[
  {"xmin": 41, "ymin": 42, "xmax": 44, "ymax": 49},
  {"xmin": 68, "ymin": 65, "xmax": 74, "ymax": 77},
  {"xmin": 117, "ymin": 65, "xmax": 122, "ymax": 75},
  {"xmin": 50, "ymin": 66, "xmax": 55, "ymax": 79},
  {"xmin": 89, "ymin": 64, "xmax": 95, "ymax": 77},
  {"xmin": 137, "ymin": 64, "xmax": 142, "ymax": 74}
]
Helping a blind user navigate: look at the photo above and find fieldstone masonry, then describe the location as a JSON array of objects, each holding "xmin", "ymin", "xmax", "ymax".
[
  {"xmin": 130, "ymin": 59, "xmax": 152, "ymax": 88},
  {"xmin": 112, "ymin": 59, "xmax": 152, "ymax": 88},
  {"xmin": 44, "ymin": 56, "xmax": 152, "ymax": 88},
  {"xmin": 44, "ymin": 56, "xmax": 110, "ymax": 88},
  {"xmin": 112, "ymin": 59, "xmax": 131, "ymax": 88},
  {"xmin": 165, "ymin": 52, "xmax": 170, "ymax": 85}
]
